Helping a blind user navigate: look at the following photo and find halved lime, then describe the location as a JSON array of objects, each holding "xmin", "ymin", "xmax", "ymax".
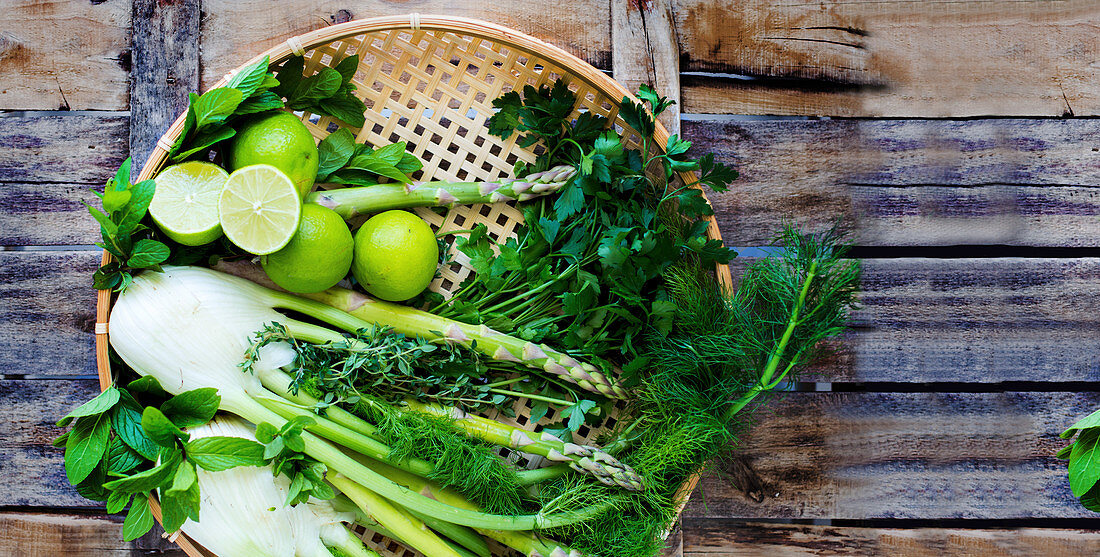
[
  {"xmin": 149, "ymin": 161, "xmax": 229, "ymax": 246},
  {"xmin": 218, "ymin": 164, "xmax": 302, "ymax": 255}
]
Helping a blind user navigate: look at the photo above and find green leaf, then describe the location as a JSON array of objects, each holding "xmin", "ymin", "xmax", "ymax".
[
  {"xmin": 553, "ymin": 178, "xmax": 584, "ymax": 219},
  {"xmin": 332, "ymin": 54, "xmax": 359, "ymax": 83},
  {"xmin": 126, "ymin": 239, "xmax": 170, "ymax": 269},
  {"xmin": 57, "ymin": 386, "xmax": 120, "ymax": 426},
  {"xmin": 122, "ymin": 495, "xmax": 154, "ymax": 541},
  {"xmin": 109, "ymin": 158, "xmax": 133, "ymax": 191},
  {"xmin": 538, "ymin": 217, "xmax": 560, "ymax": 244},
  {"xmin": 103, "ymin": 450, "xmax": 181, "ymax": 494},
  {"xmin": 65, "ymin": 413, "xmax": 111, "ymax": 484},
  {"xmin": 185, "ymin": 436, "xmax": 265, "ymax": 471},
  {"xmin": 565, "ymin": 400, "xmax": 597, "ymax": 431},
  {"xmin": 85, "ymin": 203, "xmax": 118, "ymax": 237},
  {"xmin": 665, "ymin": 135, "xmax": 691, "ymax": 157},
  {"xmin": 170, "ymin": 125, "xmax": 236, "ymax": 162},
  {"xmin": 106, "ymin": 489, "xmax": 131, "ymax": 514},
  {"xmin": 128, "ymin": 376, "xmax": 168, "ymax": 400},
  {"xmin": 107, "ymin": 436, "xmax": 145, "ymax": 474},
  {"xmin": 142, "ymin": 407, "xmax": 188, "ymax": 447},
  {"xmin": 193, "ymin": 88, "xmax": 244, "ymax": 129},
  {"xmin": 235, "ymin": 91, "xmax": 285, "ymax": 115},
  {"xmin": 395, "ymin": 152, "xmax": 423, "ymax": 175},
  {"xmin": 226, "ymin": 56, "xmax": 271, "ymax": 98},
  {"xmin": 93, "ymin": 267, "xmax": 123, "ymax": 291},
  {"xmin": 160, "ymin": 388, "xmax": 220, "ymax": 428},
  {"xmin": 344, "ymin": 155, "xmax": 409, "ymax": 183},
  {"xmin": 316, "ymin": 128, "xmax": 357, "ymax": 180},
  {"xmin": 1082, "ymin": 483, "xmax": 1100, "ymax": 512},
  {"xmin": 290, "ymin": 68, "xmax": 342, "ymax": 105},
  {"xmin": 317, "ymin": 94, "xmax": 366, "ymax": 127},
  {"xmin": 161, "ymin": 469, "xmax": 200, "ymax": 533},
  {"xmin": 74, "ymin": 458, "xmax": 110, "ymax": 501},
  {"xmin": 1070, "ymin": 428, "xmax": 1100, "ymax": 497},
  {"xmin": 168, "ymin": 459, "xmax": 197, "ymax": 493},
  {"xmin": 1064, "ymin": 409, "xmax": 1100, "ymax": 439},
  {"xmin": 255, "ymin": 422, "xmax": 278, "ymax": 444},
  {"xmin": 372, "ymin": 142, "xmax": 408, "ymax": 166},
  {"xmin": 111, "ymin": 398, "xmax": 161, "ymax": 460},
  {"xmin": 651, "ymin": 299, "xmax": 677, "ymax": 335},
  {"xmin": 116, "ymin": 179, "xmax": 156, "ymax": 235},
  {"xmin": 102, "ymin": 189, "xmax": 131, "ymax": 214},
  {"xmin": 274, "ymin": 56, "xmax": 306, "ymax": 99}
]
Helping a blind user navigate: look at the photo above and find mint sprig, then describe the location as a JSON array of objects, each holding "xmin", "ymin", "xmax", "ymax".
[
  {"xmin": 87, "ymin": 158, "xmax": 169, "ymax": 292},
  {"xmin": 315, "ymin": 128, "xmax": 422, "ymax": 185},
  {"xmin": 275, "ymin": 54, "xmax": 367, "ymax": 127}
]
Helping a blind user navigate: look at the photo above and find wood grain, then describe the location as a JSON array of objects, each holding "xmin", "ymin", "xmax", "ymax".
[
  {"xmin": 199, "ymin": 1, "xmax": 613, "ymax": 92},
  {"xmin": 612, "ymin": 0, "xmax": 681, "ymax": 135},
  {"xmin": 683, "ymin": 392, "xmax": 1099, "ymax": 520},
  {"xmin": 682, "ymin": 521, "xmax": 1100, "ymax": 557},
  {"xmin": 130, "ymin": 0, "xmax": 200, "ymax": 167},
  {"xmin": 0, "ymin": 251, "xmax": 100, "ymax": 379},
  {"xmin": 0, "ymin": 0, "xmax": 131, "ymax": 110},
  {"xmin": 674, "ymin": 0, "xmax": 1100, "ymax": 117},
  {"xmin": 0, "ymin": 183, "xmax": 100, "ymax": 246},
  {"xmin": 0, "ymin": 112, "xmax": 129, "ymax": 184},
  {"xmin": 0, "ymin": 512, "xmax": 182, "ymax": 556},
  {"xmin": 684, "ymin": 117, "xmax": 1100, "ymax": 247}
]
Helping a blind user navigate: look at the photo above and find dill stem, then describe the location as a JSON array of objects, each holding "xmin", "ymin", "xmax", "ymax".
[
  {"xmin": 480, "ymin": 263, "xmax": 577, "ymax": 316},
  {"xmin": 722, "ymin": 261, "xmax": 818, "ymax": 423}
]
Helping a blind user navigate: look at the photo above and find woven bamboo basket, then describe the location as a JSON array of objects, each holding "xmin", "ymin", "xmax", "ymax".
[{"xmin": 94, "ymin": 14, "xmax": 732, "ymax": 557}]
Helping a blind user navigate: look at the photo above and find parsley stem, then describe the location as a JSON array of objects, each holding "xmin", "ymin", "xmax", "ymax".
[{"xmin": 487, "ymin": 388, "xmax": 570, "ymax": 406}]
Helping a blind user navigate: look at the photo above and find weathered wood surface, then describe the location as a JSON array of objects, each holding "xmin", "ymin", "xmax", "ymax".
[
  {"xmin": 612, "ymin": 0, "xmax": 681, "ymax": 135},
  {"xmin": 674, "ymin": 0, "xmax": 1100, "ymax": 117},
  {"xmin": 681, "ymin": 521, "xmax": 1100, "ymax": 557},
  {"xmin": 0, "ymin": 112, "xmax": 129, "ymax": 184},
  {"xmin": 199, "ymin": 0, "xmax": 613, "ymax": 92},
  {"xmin": 686, "ymin": 117, "xmax": 1100, "ymax": 247},
  {"xmin": 0, "ymin": 252, "xmax": 100, "ymax": 380},
  {"xmin": 682, "ymin": 392, "xmax": 1099, "ymax": 520},
  {"xmin": 130, "ymin": 0, "xmax": 200, "ymax": 167},
  {"xmin": 0, "ymin": 112, "xmax": 125, "ymax": 246},
  {"xmin": 0, "ymin": 512, "xmax": 181, "ymax": 556},
  {"xmin": 0, "ymin": 0, "xmax": 131, "ymax": 111}
]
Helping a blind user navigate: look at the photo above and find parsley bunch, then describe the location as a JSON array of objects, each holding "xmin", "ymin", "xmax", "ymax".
[{"xmin": 435, "ymin": 82, "xmax": 738, "ymax": 374}]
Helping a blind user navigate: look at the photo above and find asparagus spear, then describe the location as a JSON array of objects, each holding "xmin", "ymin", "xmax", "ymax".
[
  {"xmin": 215, "ymin": 260, "xmax": 629, "ymax": 399},
  {"xmin": 405, "ymin": 400, "xmax": 644, "ymax": 492},
  {"xmin": 308, "ymin": 165, "xmax": 577, "ymax": 218}
]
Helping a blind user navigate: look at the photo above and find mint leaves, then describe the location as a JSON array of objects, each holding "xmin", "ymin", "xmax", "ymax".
[
  {"xmin": 87, "ymin": 158, "xmax": 170, "ymax": 292},
  {"xmin": 255, "ymin": 416, "xmax": 334, "ymax": 505},
  {"xmin": 169, "ymin": 56, "xmax": 283, "ymax": 163},
  {"xmin": 56, "ymin": 380, "xmax": 265, "ymax": 540},
  {"xmin": 315, "ymin": 129, "xmax": 422, "ymax": 185},
  {"xmin": 1061, "ymin": 409, "xmax": 1100, "ymax": 511},
  {"xmin": 275, "ymin": 55, "xmax": 367, "ymax": 127}
]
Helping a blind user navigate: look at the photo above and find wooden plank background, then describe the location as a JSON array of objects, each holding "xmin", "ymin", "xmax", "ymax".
[{"xmin": 1, "ymin": 0, "xmax": 1098, "ymax": 555}]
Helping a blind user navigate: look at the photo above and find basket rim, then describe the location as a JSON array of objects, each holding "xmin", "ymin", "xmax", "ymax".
[{"xmin": 93, "ymin": 13, "xmax": 726, "ymax": 555}]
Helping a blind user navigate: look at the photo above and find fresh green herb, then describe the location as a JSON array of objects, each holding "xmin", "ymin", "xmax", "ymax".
[
  {"xmin": 169, "ymin": 56, "xmax": 283, "ymax": 163},
  {"xmin": 1060, "ymin": 408, "xmax": 1100, "ymax": 511},
  {"xmin": 274, "ymin": 55, "xmax": 367, "ymax": 127},
  {"xmin": 254, "ymin": 416, "xmax": 334, "ymax": 505},
  {"xmin": 87, "ymin": 159, "xmax": 169, "ymax": 292},
  {"xmin": 56, "ymin": 381, "xmax": 266, "ymax": 539},
  {"xmin": 436, "ymin": 82, "xmax": 738, "ymax": 372},
  {"xmin": 315, "ymin": 128, "xmax": 423, "ymax": 185}
]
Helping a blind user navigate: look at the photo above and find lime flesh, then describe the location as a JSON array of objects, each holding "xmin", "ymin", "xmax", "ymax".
[
  {"xmin": 218, "ymin": 164, "xmax": 302, "ymax": 255},
  {"xmin": 149, "ymin": 161, "xmax": 229, "ymax": 246}
]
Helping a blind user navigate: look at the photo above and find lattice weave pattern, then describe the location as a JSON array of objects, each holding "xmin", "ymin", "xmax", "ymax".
[{"xmin": 290, "ymin": 27, "xmax": 649, "ymax": 557}]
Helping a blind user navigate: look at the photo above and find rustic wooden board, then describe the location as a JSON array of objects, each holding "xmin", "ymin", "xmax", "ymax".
[
  {"xmin": 0, "ymin": 251, "xmax": 100, "ymax": 379},
  {"xmin": 682, "ymin": 392, "xmax": 1099, "ymax": 520},
  {"xmin": 682, "ymin": 521, "xmax": 1100, "ymax": 557},
  {"xmin": 199, "ymin": 0, "xmax": 613, "ymax": 92},
  {"xmin": 0, "ymin": 183, "xmax": 100, "ymax": 246},
  {"xmin": 0, "ymin": 112, "xmax": 129, "ymax": 184},
  {"xmin": 130, "ymin": 0, "xmax": 200, "ymax": 167},
  {"xmin": 684, "ymin": 117, "xmax": 1100, "ymax": 247},
  {"xmin": 674, "ymin": 0, "xmax": 1100, "ymax": 117},
  {"xmin": 0, "ymin": 0, "xmax": 130, "ymax": 110},
  {"xmin": 0, "ymin": 512, "xmax": 182, "ymax": 556}
]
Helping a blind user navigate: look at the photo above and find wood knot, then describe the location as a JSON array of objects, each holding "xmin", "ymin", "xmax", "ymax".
[
  {"xmin": 628, "ymin": 0, "xmax": 652, "ymax": 11},
  {"xmin": 333, "ymin": 9, "xmax": 353, "ymax": 24},
  {"xmin": 0, "ymin": 32, "xmax": 24, "ymax": 62}
]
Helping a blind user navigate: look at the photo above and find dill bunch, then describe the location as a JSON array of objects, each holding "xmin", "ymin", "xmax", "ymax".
[{"xmin": 543, "ymin": 226, "xmax": 860, "ymax": 557}]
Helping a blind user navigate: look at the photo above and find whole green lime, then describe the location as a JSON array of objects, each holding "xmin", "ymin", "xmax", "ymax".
[
  {"xmin": 261, "ymin": 204, "xmax": 353, "ymax": 293},
  {"xmin": 352, "ymin": 210, "xmax": 438, "ymax": 301},
  {"xmin": 227, "ymin": 111, "xmax": 319, "ymax": 199}
]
